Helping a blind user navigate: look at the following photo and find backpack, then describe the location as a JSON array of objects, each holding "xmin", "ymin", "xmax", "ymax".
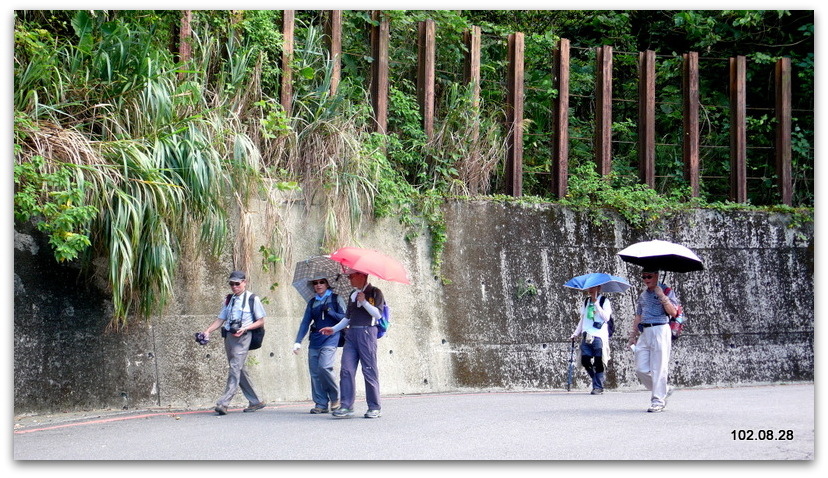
[
  {"xmin": 376, "ymin": 303, "xmax": 390, "ymax": 339},
  {"xmin": 660, "ymin": 285, "xmax": 686, "ymax": 340},
  {"xmin": 223, "ymin": 292, "xmax": 265, "ymax": 350},
  {"xmin": 585, "ymin": 296, "xmax": 614, "ymax": 337}
]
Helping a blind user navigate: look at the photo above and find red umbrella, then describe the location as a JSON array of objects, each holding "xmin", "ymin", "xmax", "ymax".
[{"xmin": 328, "ymin": 247, "xmax": 411, "ymax": 284}]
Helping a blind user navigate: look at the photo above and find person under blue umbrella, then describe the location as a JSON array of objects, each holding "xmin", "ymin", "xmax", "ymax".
[
  {"xmin": 564, "ymin": 272, "xmax": 629, "ymax": 395},
  {"xmin": 569, "ymin": 284, "xmax": 613, "ymax": 394}
]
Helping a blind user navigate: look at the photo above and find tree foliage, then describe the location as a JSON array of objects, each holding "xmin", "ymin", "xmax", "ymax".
[{"xmin": 13, "ymin": 10, "xmax": 814, "ymax": 327}]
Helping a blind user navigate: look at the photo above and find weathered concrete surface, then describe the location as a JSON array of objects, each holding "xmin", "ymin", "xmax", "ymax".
[
  {"xmin": 13, "ymin": 198, "xmax": 813, "ymax": 414},
  {"xmin": 441, "ymin": 201, "xmax": 814, "ymax": 391}
]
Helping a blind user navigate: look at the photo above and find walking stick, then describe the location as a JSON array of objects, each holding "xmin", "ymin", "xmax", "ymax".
[{"xmin": 566, "ymin": 338, "xmax": 576, "ymax": 391}]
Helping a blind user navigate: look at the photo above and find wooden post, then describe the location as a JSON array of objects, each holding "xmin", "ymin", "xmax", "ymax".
[
  {"xmin": 775, "ymin": 57, "xmax": 793, "ymax": 206},
  {"xmin": 370, "ymin": 11, "xmax": 390, "ymax": 134},
  {"xmin": 551, "ymin": 38, "xmax": 570, "ymax": 198},
  {"xmin": 464, "ymin": 26, "xmax": 481, "ymax": 110},
  {"xmin": 325, "ymin": 10, "xmax": 342, "ymax": 96},
  {"xmin": 281, "ymin": 10, "xmax": 295, "ymax": 116},
  {"xmin": 418, "ymin": 19, "xmax": 436, "ymax": 140},
  {"xmin": 506, "ymin": 33, "xmax": 525, "ymax": 197},
  {"xmin": 179, "ymin": 10, "xmax": 192, "ymax": 63},
  {"xmin": 595, "ymin": 46, "xmax": 613, "ymax": 176},
  {"xmin": 682, "ymin": 52, "xmax": 700, "ymax": 197},
  {"xmin": 729, "ymin": 55, "xmax": 747, "ymax": 203},
  {"xmin": 638, "ymin": 50, "xmax": 656, "ymax": 188}
]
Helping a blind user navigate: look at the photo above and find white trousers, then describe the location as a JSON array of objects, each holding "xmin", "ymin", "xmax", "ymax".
[{"xmin": 634, "ymin": 323, "xmax": 672, "ymax": 406}]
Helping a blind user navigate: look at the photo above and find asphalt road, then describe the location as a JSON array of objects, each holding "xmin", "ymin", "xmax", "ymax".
[{"xmin": 12, "ymin": 383, "xmax": 815, "ymax": 462}]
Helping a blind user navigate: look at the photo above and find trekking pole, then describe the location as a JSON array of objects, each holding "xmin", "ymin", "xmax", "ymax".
[{"xmin": 566, "ymin": 338, "xmax": 576, "ymax": 391}]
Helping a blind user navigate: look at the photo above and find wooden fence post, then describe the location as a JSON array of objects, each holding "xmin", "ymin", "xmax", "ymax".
[
  {"xmin": 729, "ymin": 55, "xmax": 747, "ymax": 203},
  {"xmin": 464, "ymin": 26, "xmax": 481, "ymax": 110},
  {"xmin": 638, "ymin": 50, "xmax": 656, "ymax": 188},
  {"xmin": 682, "ymin": 52, "xmax": 700, "ymax": 197},
  {"xmin": 324, "ymin": 10, "xmax": 342, "ymax": 96},
  {"xmin": 551, "ymin": 38, "xmax": 570, "ymax": 198},
  {"xmin": 370, "ymin": 11, "xmax": 390, "ymax": 134},
  {"xmin": 775, "ymin": 57, "xmax": 793, "ymax": 206},
  {"xmin": 177, "ymin": 10, "xmax": 192, "ymax": 80},
  {"xmin": 595, "ymin": 45, "xmax": 613, "ymax": 176},
  {"xmin": 506, "ymin": 32, "xmax": 525, "ymax": 197},
  {"xmin": 281, "ymin": 10, "xmax": 295, "ymax": 116},
  {"xmin": 418, "ymin": 19, "xmax": 436, "ymax": 140}
]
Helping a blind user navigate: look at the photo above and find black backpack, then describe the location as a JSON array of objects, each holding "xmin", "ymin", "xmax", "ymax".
[
  {"xmin": 223, "ymin": 292, "xmax": 265, "ymax": 350},
  {"xmin": 584, "ymin": 296, "xmax": 614, "ymax": 337}
]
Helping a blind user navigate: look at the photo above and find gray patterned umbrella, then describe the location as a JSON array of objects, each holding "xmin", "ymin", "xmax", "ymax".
[{"xmin": 292, "ymin": 256, "xmax": 353, "ymax": 302}]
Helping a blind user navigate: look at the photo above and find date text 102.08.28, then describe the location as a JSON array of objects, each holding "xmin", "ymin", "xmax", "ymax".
[{"xmin": 731, "ymin": 429, "xmax": 794, "ymax": 441}]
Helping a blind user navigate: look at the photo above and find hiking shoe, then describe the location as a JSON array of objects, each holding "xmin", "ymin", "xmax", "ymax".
[
  {"xmin": 332, "ymin": 407, "xmax": 354, "ymax": 418},
  {"xmin": 214, "ymin": 405, "xmax": 228, "ymax": 415},
  {"xmin": 310, "ymin": 406, "xmax": 329, "ymax": 414},
  {"xmin": 243, "ymin": 401, "xmax": 266, "ymax": 412},
  {"xmin": 364, "ymin": 409, "xmax": 382, "ymax": 419},
  {"xmin": 330, "ymin": 401, "xmax": 341, "ymax": 411},
  {"xmin": 590, "ymin": 388, "xmax": 604, "ymax": 395},
  {"xmin": 647, "ymin": 404, "xmax": 665, "ymax": 413}
]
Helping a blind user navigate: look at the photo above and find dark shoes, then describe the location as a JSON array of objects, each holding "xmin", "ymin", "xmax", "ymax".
[
  {"xmin": 214, "ymin": 405, "xmax": 228, "ymax": 415},
  {"xmin": 310, "ymin": 406, "xmax": 329, "ymax": 414},
  {"xmin": 590, "ymin": 388, "xmax": 604, "ymax": 395},
  {"xmin": 244, "ymin": 401, "xmax": 266, "ymax": 413},
  {"xmin": 332, "ymin": 407, "xmax": 354, "ymax": 418}
]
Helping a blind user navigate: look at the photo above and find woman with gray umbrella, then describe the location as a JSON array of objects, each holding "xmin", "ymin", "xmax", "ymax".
[{"xmin": 292, "ymin": 276, "xmax": 347, "ymax": 414}]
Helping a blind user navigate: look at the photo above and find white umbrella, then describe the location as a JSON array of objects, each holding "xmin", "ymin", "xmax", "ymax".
[{"xmin": 617, "ymin": 240, "xmax": 704, "ymax": 273}]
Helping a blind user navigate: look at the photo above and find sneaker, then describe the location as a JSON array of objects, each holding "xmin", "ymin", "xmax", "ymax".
[
  {"xmin": 590, "ymin": 388, "xmax": 604, "ymax": 395},
  {"xmin": 214, "ymin": 405, "xmax": 228, "ymax": 415},
  {"xmin": 332, "ymin": 407, "xmax": 354, "ymax": 418},
  {"xmin": 310, "ymin": 406, "xmax": 329, "ymax": 414},
  {"xmin": 364, "ymin": 409, "xmax": 382, "ymax": 419},
  {"xmin": 243, "ymin": 401, "xmax": 266, "ymax": 412},
  {"xmin": 647, "ymin": 403, "xmax": 665, "ymax": 413},
  {"xmin": 330, "ymin": 401, "xmax": 341, "ymax": 411}
]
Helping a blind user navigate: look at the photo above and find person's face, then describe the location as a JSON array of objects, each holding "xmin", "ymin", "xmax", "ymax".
[
  {"xmin": 641, "ymin": 272, "xmax": 658, "ymax": 289},
  {"xmin": 228, "ymin": 278, "xmax": 247, "ymax": 294},
  {"xmin": 311, "ymin": 279, "xmax": 329, "ymax": 294},
  {"xmin": 348, "ymin": 272, "xmax": 367, "ymax": 288}
]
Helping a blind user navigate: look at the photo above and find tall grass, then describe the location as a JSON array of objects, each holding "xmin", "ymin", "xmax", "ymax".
[{"xmin": 14, "ymin": 12, "xmax": 266, "ymax": 329}]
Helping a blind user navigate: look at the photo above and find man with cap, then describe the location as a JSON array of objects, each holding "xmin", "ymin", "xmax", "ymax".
[
  {"xmin": 320, "ymin": 270, "xmax": 384, "ymax": 418},
  {"xmin": 628, "ymin": 269, "xmax": 679, "ymax": 412},
  {"xmin": 200, "ymin": 270, "xmax": 267, "ymax": 415}
]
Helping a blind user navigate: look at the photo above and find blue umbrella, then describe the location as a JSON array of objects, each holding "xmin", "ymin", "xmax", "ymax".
[{"xmin": 563, "ymin": 272, "xmax": 631, "ymax": 293}]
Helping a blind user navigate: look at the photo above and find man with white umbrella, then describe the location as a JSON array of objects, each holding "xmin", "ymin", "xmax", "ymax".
[{"xmin": 628, "ymin": 269, "xmax": 680, "ymax": 413}]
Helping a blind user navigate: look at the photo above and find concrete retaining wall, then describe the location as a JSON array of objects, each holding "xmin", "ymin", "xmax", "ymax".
[{"xmin": 13, "ymin": 197, "xmax": 813, "ymax": 414}]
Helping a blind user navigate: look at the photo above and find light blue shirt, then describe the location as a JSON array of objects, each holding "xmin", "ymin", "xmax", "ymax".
[
  {"xmin": 218, "ymin": 291, "xmax": 266, "ymax": 330},
  {"xmin": 636, "ymin": 284, "xmax": 679, "ymax": 324}
]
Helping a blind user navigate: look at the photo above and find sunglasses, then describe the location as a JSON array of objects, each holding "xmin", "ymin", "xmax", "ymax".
[
  {"xmin": 311, "ymin": 280, "xmax": 327, "ymax": 285},
  {"xmin": 641, "ymin": 274, "xmax": 655, "ymax": 279},
  {"xmin": 228, "ymin": 281, "xmax": 242, "ymax": 286}
]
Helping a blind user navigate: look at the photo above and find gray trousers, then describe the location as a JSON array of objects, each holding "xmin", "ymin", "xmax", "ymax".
[
  {"xmin": 217, "ymin": 332, "xmax": 261, "ymax": 407},
  {"xmin": 308, "ymin": 346, "xmax": 339, "ymax": 407},
  {"xmin": 339, "ymin": 326, "xmax": 380, "ymax": 410}
]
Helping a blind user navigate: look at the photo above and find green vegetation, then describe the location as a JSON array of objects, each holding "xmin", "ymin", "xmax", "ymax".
[{"xmin": 13, "ymin": 10, "xmax": 813, "ymax": 328}]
